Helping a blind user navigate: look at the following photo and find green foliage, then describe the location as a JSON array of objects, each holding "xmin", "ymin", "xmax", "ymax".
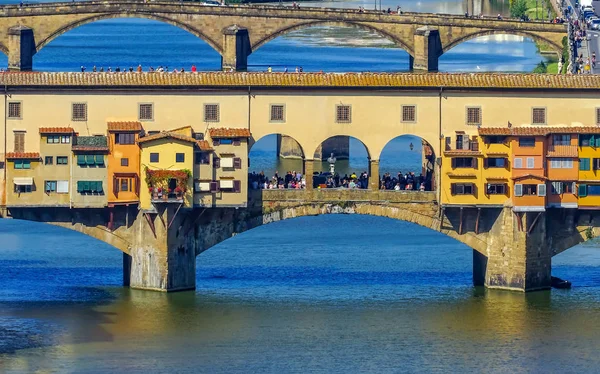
[
  {"xmin": 145, "ymin": 167, "xmax": 192, "ymax": 192},
  {"xmin": 533, "ymin": 61, "xmax": 548, "ymax": 73},
  {"xmin": 510, "ymin": 0, "xmax": 529, "ymax": 18},
  {"xmin": 586, "ymin": 226, "xmax": 594, "ymax": 240}
]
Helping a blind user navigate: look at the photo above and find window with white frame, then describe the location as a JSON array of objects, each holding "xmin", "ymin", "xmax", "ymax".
[{"xmin": 549, "ymin": 158, "xmax": 574, "ymax": 168}]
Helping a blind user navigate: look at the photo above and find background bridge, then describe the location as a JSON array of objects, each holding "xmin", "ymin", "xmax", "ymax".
[{"xmin": 0, "ymin": 0, "xmax": 566, "ymax": 71}]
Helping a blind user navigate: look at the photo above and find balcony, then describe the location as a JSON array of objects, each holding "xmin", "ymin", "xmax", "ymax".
[
  {"xmin": 150, "ymin": 189, "xmax": 184, "ymax": 203},
  {"xmin": 547, "ymin": 145, "xmax": 578, "ymax": 158},
  {"xmin": 444, "ymin": 137, "xmax": 481, "ymax": 156}
]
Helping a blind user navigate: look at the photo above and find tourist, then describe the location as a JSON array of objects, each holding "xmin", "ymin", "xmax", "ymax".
[
  {"xmin": 137, "ymin": 64, "xmax": 142, "ymax": 73},
  {"xmin": 191, "ymin": 64, "xmax": 197, "ymax": 72},
  {"xmin": 267, "ymin": 66, "xmax": 272, "ymax": 73},
  {"xmin": 80, "ymin": 66, "xmax": 86, "ymax": 72},
  {"xmin": 92, "ymin": 65, "xmax": 97, "ymax": 72}
]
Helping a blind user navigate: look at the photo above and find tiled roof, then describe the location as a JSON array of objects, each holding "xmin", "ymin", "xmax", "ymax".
[
  {"xmin": 443, "ymin": 150, "xmax": 482, "ymax": 156},
  {"xmin": 486, "ymin": 176, "xmax": 509, "ymax": 180},
  {"xmin": 72, "ymin": 145, "xmax": 109, "ymax": 152},
  {"xmin": 2, "ymin": 72, "xmax": 600, "ymax": 90},
  {"xmin": 107, "ymin": 121, "xmax": 142, "ymax": 132},
  {"xmin": 209, "ymin": 128, "xmax": 251, "ymax": 138},
  {"xmin": 512, "ymin": 174, "xmax": 548, "ymax": 181},
  {"xmin": 480, "ymin": 126, "xmax": 600, "ymax": 136},
  {"xmin": 446, "ymin": 173, "xmax": 477, "ymax": 178},
  {"xmin": 39, "ymin": 127, "xmax": 75, "ymax": 134},
  {"xmin": 196, "ymin": 140, "xmax": 213, "ymax": 151},
  {"xmin": 137, "ymin": 131, "xmax": 197, "ymax": 144},
  {"xmin": 6, "ymin": 152, "xmax": 40, "ymax": 159},
  {"xmin": 547, "ymin": 145, "xmax": 578, "ymax": 157}
]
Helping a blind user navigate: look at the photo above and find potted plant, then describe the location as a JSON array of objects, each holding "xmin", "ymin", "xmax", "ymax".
[
  {"xmin": 163, "ymin": 189, "xmax": 169, "ymax": 201},
  {"xmin": 157, "ymin": 187, "xmax": 163, "ymax": 198},
  {"xmin": 174, "ymin": 186, "xmax": 183, "ymax": 198}
]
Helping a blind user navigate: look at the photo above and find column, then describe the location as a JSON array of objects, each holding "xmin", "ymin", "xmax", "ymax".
[
  {"xmin": 221, "ymin": 25, "xmax": 251, "ymax": 72},
  {"xmin": 125, "ymin": 205, "xmax": 196, "ymax": 292},
  {"xmin": 8, "ymin": 26, "xmax": 35, "ymax": 71},
  {"xmin": 369, "ymin": 159, "xmax": 380, "ymax": 190},
  {"xmin": 304, "ymin": 158, "xmax": 315, "ymax": 190},
  {"xmin": 474, "ymin": 207, "xmax": 551, "ymax": 291},
  {"xmin": 410, "ymin": 26, "xmax": 442, "ymax": 72}
]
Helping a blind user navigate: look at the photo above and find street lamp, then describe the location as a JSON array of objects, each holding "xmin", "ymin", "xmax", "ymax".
[
  {"xmin": 409, "ymin": 142, "xmax": 414, "ymax": 151},
  {"xmin": 327, "ymin": 153, "xmax": 337, "ymax": 175}
]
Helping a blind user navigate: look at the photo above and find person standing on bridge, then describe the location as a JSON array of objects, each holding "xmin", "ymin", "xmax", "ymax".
[{"xmin": 191, "ymin": 65, "xmax": 197, "ymax": 73}]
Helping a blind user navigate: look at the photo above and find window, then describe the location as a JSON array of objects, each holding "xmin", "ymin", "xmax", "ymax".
[
  {"xmin": 270, "ymin": 104, "xmax": 285, "ymax": 122},
  {"xmin": 219, "ymin": 139, "xmax": 233, "ymax": 145},
  {"xmin": 336, "ymin": 105, "xmax": 351, "ymax": 123},
  {"xmin": 485, "ymin": 136, "xmax": 506, "ymax": 144},
  {"xmin": 8, "ymin": 102, "xmax": 21, "ymax": 119},
  {"xmin": 150, "ymin": 153, "xmax": 159, "ymax": 163},
  {"xmin": 451, "ymin": 183, "xmax": 474, "ymax": 195},
  {"xmin": 76, "ymin": 154, "xmax": 104, "ymax": 166},
  {"xmin": 593, "ymin": 158, "xmax": 600, "ymax": 170},
  {"xmin": 549, "ymin": 158, "xmax": 573, "ymax": 169},
  {"xmin": 580, "ymin": 158, "xmax": 591, "ymax": 171},
  {"xmin": 597, "ymin": 108, "xmax": 600, "ymax": 126},
  {"xmin": 47, "ymin": 135, "xmax": 60, "ymax": 144},
  {"xmin": 204, "ymin": 104, "xmax": 220, "ymax": 122},
  {"xmin": 551, "ymin": 181, "xmax": 575, "ymax": 194},
  {"xmin": 45, "ymin": 181, "xmax": 57, "ymax": 193},
  {"xmin": 15, "ymin": 185, "xmax": 31, "ymax": 193},
  {"xmin": 76, "ymin": 181, "xmax": 103, "ymax": 194},
  {"xmin": 486, "ymin": 183, "xmax": 506, "ymax": 195},
  {"xmin": 579, "ymin": 134, "xmax": 600, "ymax": 147},
  {"xmin": 514, "ymin": 158, "xmax": 523, "ymax": 168},
  {"xmin": 138, "ymin": 103, "xmax": 153, "ymax": 121},
  {"xmin": 176, "ymin": 153, "xmax": 185, "ymax": 163},
  {"xmin": 60, "ymin": 135, "xmax": 70, "ymax": 144},
  {"xmin": 221, "ymin": 157, "xmax": 234, "ymax": 168},
  {"xmin": 532, "ymin": 107, "xmax": 546, "ymax": 125},
  {"xmin": 451, "ymin": 157, "xmax": 477, "ymax": 168},
  {"xmin": 121, "ymin": 158, "xmax": 129, "ymax": 167},
  {"xmin": 57, "ymin": 181, "xmax": 69, "ymax": 193},
  {"xmin": 526, "ymin": 157, "xmax": 535, "ymax": 169},
  {"xmin": 516, "ymin": 184, "xmax": 539, "ymax": 196},
  {"xmin": 45, "ymin": 156, "xmax": 53, "ymax": 165},
  {"xmin": 401, "ymin": 105, "xmax": 416, "ymax": 122},
  {"xmin": 194, "ymin": 181, "xmax": 211, "ymax": 192},
  {"xmin": 72, "ymin": 103, "xmax": 87, "ymax": 121},
  {"xmin": 115, "ymin": 133, "xmax": 135, "ymax": 144},
  {"xmin": 14, "ymin": 160, "xmax": 30, "ymax": 169},
  {"xmin": 519, "ymin": 137, "xmax": 535, "ymax": 147},
  {"xmin": 56, "ymin": 156, "xmax": 68, "ymax": 165},
  {"xmin": 466, "ymin": 107, "xmax": 481, "ymax": 126},
  {"xmin": 485, "ymin": 157, "xmax": 506, "ymax": 168},
  {"xmin": 195, "ymin": 152, "xmax": 210, "ymax": 164},
  {"xmin": 553, "ymin": 134, "xmax": 570, "ymax": 146},
  {"xmin": 120, "ymin": 178, "xmax": 131, "ymax": 192},
  {"xmin": 219, "ymin": 179, "xmax": 241, "ymax": 192},
  {"xmin": 587, "ymin": 185, "xmax": 600, "ymax": 196},
  {"xmin": 13, "ymin": 131, "xmax": 24, "ymax": 153}
]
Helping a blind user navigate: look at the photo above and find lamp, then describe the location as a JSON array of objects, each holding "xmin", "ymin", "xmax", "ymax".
[{"xmin": 409, "ymin": 142, "xmax": 414, "ymax": 151}]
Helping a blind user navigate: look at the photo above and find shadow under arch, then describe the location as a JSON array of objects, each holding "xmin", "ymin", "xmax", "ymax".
[
  {"xmin": 443, "ymin": 30, "xmax": 562, "ymax": 55},
  {"xmin": 313, "ymin": 134, "xmax": 372, "ymax": 161},
  {"xmin": 378, "ymin": 134, "xmax": 437, "ymax": 191},
  {"xmin": 251, "ymin": 20, "xmax": 414, "ymax": 56},
  {"xmin": 35, "ymin": 13, "xmax": 223, "ymax": 55},
  {"xmin": 249, "ymin": 133, "xmax": 306, "ymax": 159}
]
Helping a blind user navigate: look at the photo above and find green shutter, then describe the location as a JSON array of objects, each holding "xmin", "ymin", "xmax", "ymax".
[
  {"xmin": 579, "ymin": 184, "xmax": 588, "ymax": 197},
  {"xmin": 77, "ymin": 181, "xmax": 83, "ymax": 192},
  {"xmin": 77, "ymin": 155, "xmax": 86, "ymax": 165},
  {"xmin": 96, "ymin": 181, "xmax": 103, "ymax": 193},
  {"xmin": 86, "ymin": 155, "xmax": 95, "ymax": 165},
  {"xmin": 95, "ymin": 155, "xmax": 104, "ymax": 165},
  {"xmin": 580, "ymin": 158, "xmax": 590, "ymax": 171}
]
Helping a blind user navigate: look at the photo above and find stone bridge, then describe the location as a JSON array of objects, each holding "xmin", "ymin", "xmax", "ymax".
[
  {"xmin": 6, "ymin": 189, "xmax": 600, "ymax": 293},
  {"xmin": 0, "ymin": 0, "xmax": 566, "ymax": 71}
]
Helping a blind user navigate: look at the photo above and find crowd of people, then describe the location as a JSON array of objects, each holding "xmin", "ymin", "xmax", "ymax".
[
  {"xmin": 568, "ymin": 10, "xmax": 595, "ymax": 74},
  {"xmin": 80, "ymin": 65, "xmax": 201, "ymax": 73},
  {"xmin": 249, "ymin": 171, "xmax": 306, "ymax": 189},
  {"xmin": 379, "ymin": 172, "xmax": 430, "ymax": 191}
]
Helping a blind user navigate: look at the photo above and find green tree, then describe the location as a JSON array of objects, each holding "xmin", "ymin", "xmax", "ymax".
[
  {"xmin": 533, "ymin": 61, "xmax": 548, "ymax": 73},
  {"xmin": 510, "ymin": 0, "xmax": 529, "ymax": 18}
]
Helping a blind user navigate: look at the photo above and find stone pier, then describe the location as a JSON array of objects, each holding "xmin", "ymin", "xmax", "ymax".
[
  {"xmin": 221, "ymin": 25, "xmax": 251, "ymax": 72},
  {"xmin": 409, "ymin": 26, "xmax": 443, "ymax": 72},
  {"xmin": 8, "ymin": 26, "xmax": 35, "ymax": 71}
]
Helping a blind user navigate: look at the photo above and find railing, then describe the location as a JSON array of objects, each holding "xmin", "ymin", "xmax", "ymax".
[
  {"xmin": 445, "ymin": 138, "xmax": 479, "ymax": 152},
  {"xmin": 252, "ymin": 188, "xmax": 437, "ymax": 204},
  {"xmin": 151, "ymin": 192, "xmax": 184, "ymax": 203}
]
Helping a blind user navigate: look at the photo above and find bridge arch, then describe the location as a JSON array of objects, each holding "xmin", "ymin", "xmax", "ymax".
[
  {"xmin": 251, "ymin": 21, "xmax": 414, "ymax": 56},
  {"xmin": 442, "ymin": 30, "xmax": 563, "ymax": 55},
  {"xmin": 35, "ymin": 13, "xmax": 223, "ymax": 55}
]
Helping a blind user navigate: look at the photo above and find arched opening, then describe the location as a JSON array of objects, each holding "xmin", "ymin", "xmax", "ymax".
[
  {"xmin": 248, "ymin": 24, "xmax": 411, "ymax": 72},
  {"xmin": 31, "ymin": 18, "xmax": 221, "ymax": 72},
  {"xmin": 248, "ymin": 134, "xmax": 304, "ymax": 189},
  {"xmin": 311, "ymin": 136, "xmax": 371, "ymax": 189},
  {"xmin": 379, "ymin": 135, "xmax": 436, "ymax": 191},
  {"xmin": 440, "ymin": 33, "xmax": 554, "ymax": 73}
]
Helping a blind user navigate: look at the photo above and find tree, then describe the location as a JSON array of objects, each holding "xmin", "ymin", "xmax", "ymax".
[{"xmin": 510, "ymin": 0, "xmax": 529, "ymax": 18}]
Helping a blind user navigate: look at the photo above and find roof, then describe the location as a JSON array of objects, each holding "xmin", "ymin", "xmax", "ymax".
[
  {"xmin": 512, "ymin": 174, "xmax": 548, "ymax": 181},
  {"xmin": 137, "ymin": 131, "xmax": 197, "ymax": 144},
  {"xmin": 443, "ymin": 150, "xmax": 482, "ymax": 156},
  {"xmin": 486, "ymin": 176, "xmax": 509, "ymax": 180},
  {"xmin": 107, "ymin": 121, "xmax": 143, "ymax": 132},
  {"xmin": 209, "ymin": 128, "xmax": 251, "ymax": 138},
  {"xmin": 479, "ymin": 126, "xmax": 600, "ymax": 136},
  {"xmin": 3, "ymin": 72, "xmax": 600, "ymax": 90},
  {"xmin": 6, "ymin": 152, "xmax": 40, "ymax": 159},
  {"xmin": 547, "ymin": 145, "xmax": 578, "ymax": 157},
  {"xmin": 39, "ymin": 127, "xmax": 75, "ymax": 134},
  {"xmin": 196, "ymin": 140, "xmax": 213, "ymax": 151}
]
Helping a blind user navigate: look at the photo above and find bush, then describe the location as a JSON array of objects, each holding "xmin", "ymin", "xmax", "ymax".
[{"xmin": 533, "ymin": 61, "xmax": 548, "ymax": 73}]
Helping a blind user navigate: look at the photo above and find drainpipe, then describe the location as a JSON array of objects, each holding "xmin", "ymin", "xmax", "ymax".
[
  {"xmin": 69, "ymin": 147, "xmax": 73, "ymax": 209},
  {"xmin": 438, "ymin": 86, "xmax": 444, "ymax": 205},
  {"xmin": 247, "ymin": 86, "xmax": 251, "ymax": 133},
  {"xmin": 3, "ymin": 85, "xmax": 7, "ymax": 209}
]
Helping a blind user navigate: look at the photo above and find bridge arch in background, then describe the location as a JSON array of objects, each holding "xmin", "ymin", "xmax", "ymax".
[
  {"xmin": 248, "ymin": 133, "xmax": 305, "ymax": 178},
  {"xmin": 251, "ymin": 21, "xmax": 415, "ymax": 56},
  {"xmin": 35, "ymin": 13, "xmax": 223, "ymax": 55},
  {"xmin": 442, "ymin": 30, "xmax": 563, "ymax": 55}
]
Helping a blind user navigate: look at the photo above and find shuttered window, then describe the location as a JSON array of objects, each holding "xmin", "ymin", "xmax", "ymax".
[
  {"xmin": 596, "ymin": 108, "xmax": 600, "ymax": 126},
  {"xmin": 270, "ymin": 104, "xmax": 285, "ymax": 122},
  {"xmin": 450, "ymin": 183, "xmax": 474, "ymax": 195},
  {"xmin": 514, "ymin": 158, "xmax": 523, "ymax": 168},
  {"xmin": 526, "ymin": 157, "xmax": 535, "ymax": 169},
  {"xmin": 532, "ymin": 107, "xmax": 546, "ymax": 125},
  {"xmin": 336, "ymin": 105, "xmax": 351, "ymax": 123},
  {"xmin": 72, "ymin": 102, "xmax": 87, "ymax": 121},
  {"xmin": 13, "ymin": 131, "xmax": 25, "ymax": 153},
  {"xmin": 401, "ymin": 105, "xmax": 416, "ymax": 122},
  {"xmin": 515, "ymin": 184, "xmax": 523, "ymax": 196},
  {"xmin": 538, "ymin": 184, "xmax": 547, "ymax": 197},
  {"xmin": 466, "ymin": 107, "xmax": 481, "ymax": 126},
  {"xmin": 138, "ymin": 103, "xmax": 154, "ymax": 121},
  {"xmin": 580, "ymin": 158, "xmax": 591, "ymax": 171},
  {"xmin": 204, "ymin": 104, "xmax": 220, "ymax": 122},
  {"xmin": 8, "ymin": 102, "xmax": 22, "ymax": 119}
]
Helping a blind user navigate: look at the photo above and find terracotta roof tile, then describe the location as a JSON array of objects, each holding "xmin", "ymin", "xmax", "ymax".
[
  {"xmin": 72, "ymin": 145, "xmax": 109, "ymax": 152},
  {"xmin": 107, "ymin": 121, "xmax": 143, "ymax": 132},
  {"xmin": 547, "ymin": 145, "xmax": 578, "ymax": 157},
  {"xmin": 137, "ymin": 131, "xmax": 197, "ymax": 144},
  {"xmin": 512, "ymin": 174, "xmax": 548, "ymax": 181},
  {"xmin": 443, "ymin": 150, "xmax": 482, "ymax": 156},
  {"xmin": 1, "ymin": 72, "xmax": 600, "ymax": 90},
  {"xmin": 39, "ymin": 127, "xmax": 75, "ymax": 134},
  {"xmin": 480, "ymin": 126, "xmax": 600, "ymax": 136},
  {"xmin": 486, "ymin": 176, "xmax": 509, "ymax": 180},
  {"xmin": 6, "ymin": 152, "xmax": 40, "ymax": 159},
  {"xmin": 196, "ymin": 140, "xmax": 213, "ymax": 151},
  {"xmin": 209, "ymin": 128, "xmax": 251, "ymax": 138}
]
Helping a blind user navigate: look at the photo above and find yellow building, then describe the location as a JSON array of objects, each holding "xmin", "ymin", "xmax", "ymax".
[
  {"xmin": 5, "ymin": 152, "xmax": 41, "ymax": 207},
  {"xmin": 576, "ymin": 130, "xmax": 600, "ymax": 208},
  {"xmin": 138, "ymin": 127, "xmax": 196, "ymax": 210}
]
